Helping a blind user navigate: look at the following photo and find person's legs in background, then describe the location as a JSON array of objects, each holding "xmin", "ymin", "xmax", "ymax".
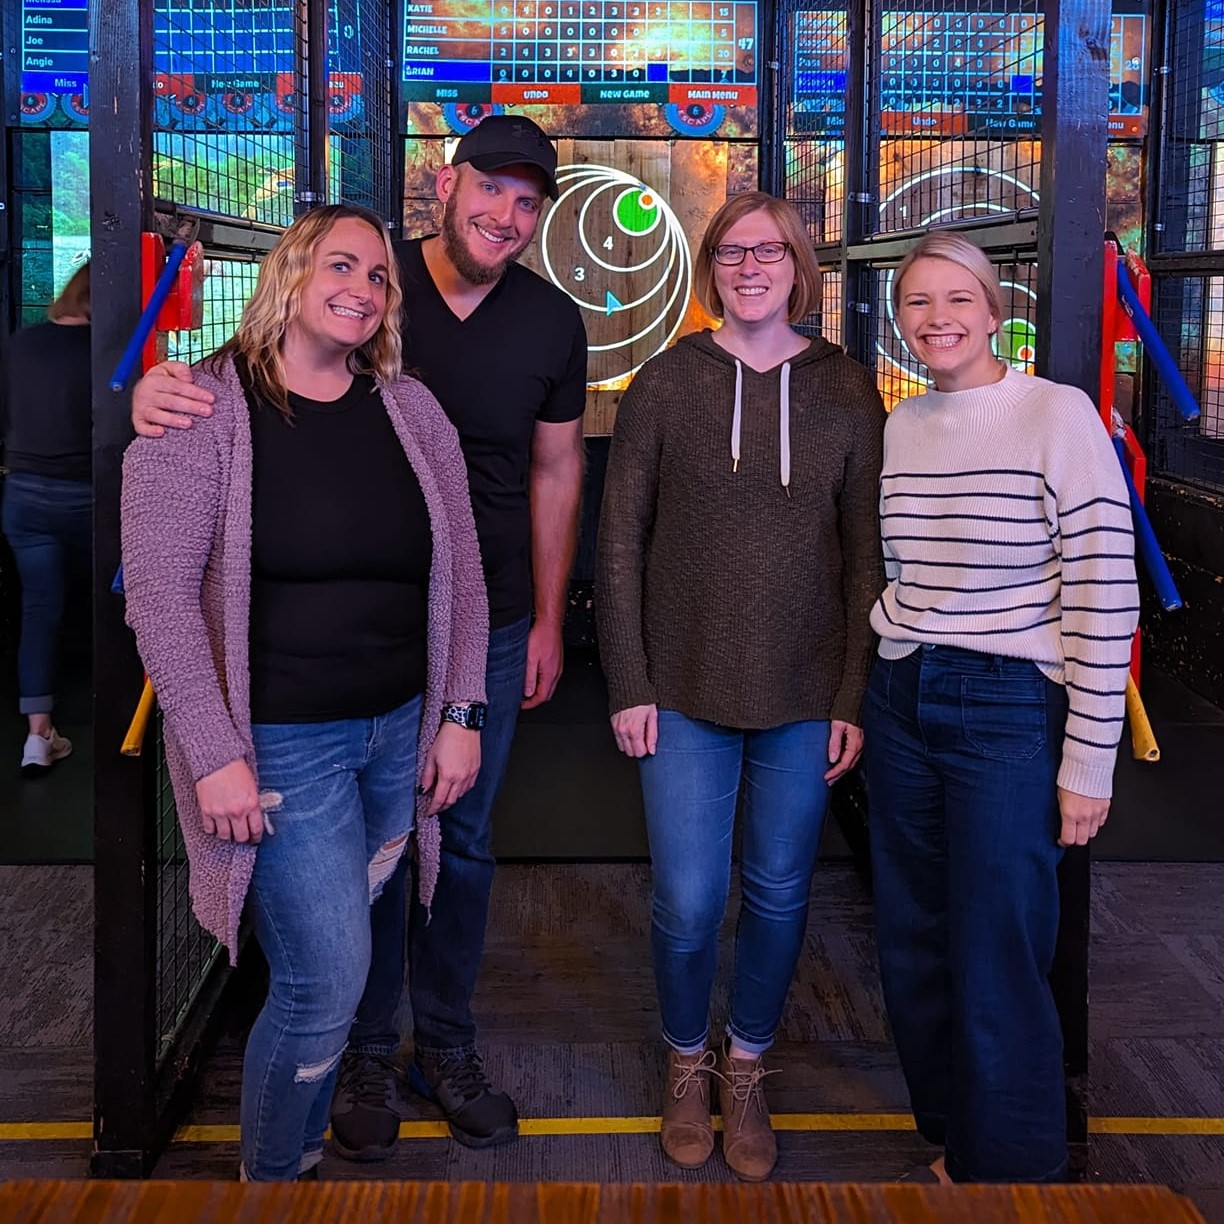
[
  {"xmin": 1, "ymin": 473, "xmax": 90, "ymax": 775},
  {"xmin": 638, "ymin": 711, "xmax": 742, "ymax": 1170},
  {"xmin": 717, "ymin": 718, "xmax": 831, "ymax": 1181},
  {"xmin": 331, "ymin": 615, "xmax": 530, "ymax": 1156}
]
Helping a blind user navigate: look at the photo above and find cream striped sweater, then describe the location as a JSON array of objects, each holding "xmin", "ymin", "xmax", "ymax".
[{"xmin": 869, "ymin": 365, "xmax": 1139, "ymax": 799}]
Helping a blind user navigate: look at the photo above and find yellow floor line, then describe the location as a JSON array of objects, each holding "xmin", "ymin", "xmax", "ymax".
[{"xmin": 5, "ymin": 1115, "xmax": 1224, "ymax": 1144}]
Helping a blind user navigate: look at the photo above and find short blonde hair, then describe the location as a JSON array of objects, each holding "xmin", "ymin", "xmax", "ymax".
[
  {"xmin": 694, "ymin": 192, "xmax": 821, "ymax": 324},
  {"xmin": 48, "ymin": 262, "xmax": 90, "ymax": 321},
  {"xmin": 209, "ymin": 204, "xmax": 403, "ymax": 418},
  {"xmin": 891, "ymin": 231, "xmax": 1002, "ymax": 320}
]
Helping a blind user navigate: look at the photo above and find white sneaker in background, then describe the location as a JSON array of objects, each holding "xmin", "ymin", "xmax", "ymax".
[{"xmin": 20, "ymin": 729, "xmax": 73, "ymax": 778}]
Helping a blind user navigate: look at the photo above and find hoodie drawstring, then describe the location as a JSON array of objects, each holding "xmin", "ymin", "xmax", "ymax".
[
  {"xmin": 731, "ymin": 360, "xmax": 743, "ymax": 474},
  {"xmin": 780, "ymin": 361, "xmax": 792, "ymax": 498},
  {"xmin": 729, "ymin": 358, "xmax": 793, "ymax": 497}
]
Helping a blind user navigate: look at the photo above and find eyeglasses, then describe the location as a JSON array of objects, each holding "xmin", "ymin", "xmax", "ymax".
[{"xmin": 710, "ymin": 241, "xmax": 792, "ymax": 266}]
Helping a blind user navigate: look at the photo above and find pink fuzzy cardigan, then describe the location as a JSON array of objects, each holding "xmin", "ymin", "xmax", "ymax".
[{"xmin": 120, "ymin": 357, "xmax": 488, "ymax": 960}]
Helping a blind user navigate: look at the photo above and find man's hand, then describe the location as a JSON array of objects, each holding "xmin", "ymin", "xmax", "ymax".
[
  {"xmin": 823, "ymin": 720, "xmax": 864, "ymax": 784},
  {"xmin": 611, "ymin": 704, "xmax": 658, "ymax": 758},
  {"xmin": 132, "ymin": 361, "xmax": 215, "ymax": 437},
  {"xmin": 420, "ymin": 722, "xmax": 481, "ymax": 816},
  {"xmin": 1057, "ymin": 787, "xmax": 1110, "ymax": 846},
  {"xmin": 521, "ymin": 620, "xmax": 564, "ymax": 710},
  {"xmin": 195, "ymin": 759, "xmax": 264, "ymax": 844}
]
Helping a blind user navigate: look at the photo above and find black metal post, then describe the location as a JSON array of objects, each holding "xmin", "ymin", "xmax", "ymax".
[
  {"xmin": 1, "ymin": 0, "xmax": 16, "ymax": 335},
  {"xmin": 1036, "ymin": 0, "xmax": 1111, "ymax": 1182},
  {"xmin": 88, "ymin": 0, "xmax": 159, "ymax": 1179},
  {"xmin": 294, "ymin": 0, "xmax": 330, "ymax": 213},
  {"xmin": 840, "ymin": 0, "xmax": 873, "ymax": 368},
  {"xmin": 758, "ymin": 0, "xmax": 784, "ymax": 197}
]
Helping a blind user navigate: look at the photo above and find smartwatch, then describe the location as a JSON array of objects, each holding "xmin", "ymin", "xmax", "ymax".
[{"xmin": 441, "ymin": 702, "xmax": 488, "ymax": 731}]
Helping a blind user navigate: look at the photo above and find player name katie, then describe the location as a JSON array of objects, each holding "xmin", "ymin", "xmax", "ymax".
[{"xmin": 405, "ymin": 4, "xmax": 434, "ymax": 11}]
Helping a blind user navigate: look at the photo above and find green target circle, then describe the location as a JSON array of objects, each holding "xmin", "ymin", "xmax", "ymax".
[{"xmin": 613, "ymin": 187, "xmax": 662, "ymax": 237}]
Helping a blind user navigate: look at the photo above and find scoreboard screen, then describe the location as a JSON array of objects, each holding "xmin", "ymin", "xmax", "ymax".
[
  {"xmin": 403, "ymin": 0, "xmax": 759, "ymax": 137},
  {"xmin": 21, "ymin": 0, "xmax": 88, "ymax": 93},
  {"xmin": 791, "ymin": 3, "xmax": 1149, "ymax": 138},
  {"xmin": 148, "ymin": 0, "xmax": 367, "ymax": 133}
]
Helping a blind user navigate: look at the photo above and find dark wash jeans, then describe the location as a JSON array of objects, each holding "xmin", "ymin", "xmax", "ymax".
[
  {"xmin": 348, "ymin": 615, "xmax": 531, "ymax": 1059},
  {"xmin": 1, "ymin": 472, "xmax": 91, "ymax": 715},
  {"xmin": 862, "ymin": 644, "xmax": 1070, "ymax": 1184}
]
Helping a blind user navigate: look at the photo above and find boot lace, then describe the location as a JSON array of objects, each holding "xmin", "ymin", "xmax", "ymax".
[
  {"xmin": 724, "ymin": 1059, "xmax": 780, "ymax": 1130},
  {"xmin": 671, "ymin": 1048, "xmax": 720, "ymax": 1102}
]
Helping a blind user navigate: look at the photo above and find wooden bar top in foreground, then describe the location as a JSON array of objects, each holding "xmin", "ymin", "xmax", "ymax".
[{"xmin": 0, "ymin": 1180, "xmax": 1208, "ymax": 1223}]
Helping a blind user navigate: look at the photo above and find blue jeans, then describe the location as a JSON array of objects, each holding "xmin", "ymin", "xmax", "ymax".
[
  {"xmin": 639, "ymin": 711, "xmax": 832, "ymax": 1056},
  {"xmin": 861, "ymin": 646, "xmax": 1069, "ymax": 1184},
  {"xmin": 242, "ymin": 694, "xmax": 422, "ymax": 1180},
  {"xmin": 348, "ymin": 615, "xmax": 530, "ymax": 1059},
  {"xmin": 1, "ymin": 472, "xmax": 92, "ymax": 716}
]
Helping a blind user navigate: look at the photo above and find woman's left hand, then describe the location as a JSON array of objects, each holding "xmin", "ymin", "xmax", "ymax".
[
  {"xmin": 824, "ymin": 720, "xmax": 864, "ymax": 784},
  {"xmin": 420, "ymin": 722, "xmax": 482, "ymax": 817},
  {"xmin": 1056, "ymin": 787, "xmax": 1110, "ymax": 846}
]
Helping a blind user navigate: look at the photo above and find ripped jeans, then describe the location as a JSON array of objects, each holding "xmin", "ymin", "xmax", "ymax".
[{"xmin": 243, "ymin": 693, "xmax": 422, "ymax": 1180}]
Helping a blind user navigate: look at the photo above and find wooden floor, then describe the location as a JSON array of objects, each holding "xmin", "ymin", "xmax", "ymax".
[
  {"xmin": 1, "ymin": 860, "xmax": 1223, "ymax": 1221},
  {"xmin": 0, "ymin": 1179, "xmax": 1210, "ymax": 1223}
]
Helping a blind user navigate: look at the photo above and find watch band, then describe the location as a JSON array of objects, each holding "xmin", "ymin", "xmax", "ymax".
[{"xmin": 441, "ymin": 702, "xmax": 488, "ymax": 731}]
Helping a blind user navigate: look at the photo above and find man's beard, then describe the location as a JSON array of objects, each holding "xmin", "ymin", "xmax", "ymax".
[{"xmin": 441, "ymin": 203, "xmax": 517, "ymax": 286}]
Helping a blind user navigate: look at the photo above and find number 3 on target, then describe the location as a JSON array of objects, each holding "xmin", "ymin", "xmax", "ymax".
[{"xmin": 574, "ymin": 267, "xmax": 586, "ymax": 281}]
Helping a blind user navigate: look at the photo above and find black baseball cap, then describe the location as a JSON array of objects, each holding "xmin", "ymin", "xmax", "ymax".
[{"xmin": 451, "ymin": 115, "xmax": 560, "ymax": 200}]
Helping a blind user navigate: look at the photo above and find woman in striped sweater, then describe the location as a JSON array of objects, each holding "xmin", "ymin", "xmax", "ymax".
[{"xmin": 863, "ymin": 232, "xmax": 1138, "ymax": 1184}]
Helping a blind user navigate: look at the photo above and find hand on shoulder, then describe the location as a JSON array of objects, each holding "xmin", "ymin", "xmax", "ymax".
[{"xmin": 132, "ymin": 360, "xmax": 215, "ymax": 438}]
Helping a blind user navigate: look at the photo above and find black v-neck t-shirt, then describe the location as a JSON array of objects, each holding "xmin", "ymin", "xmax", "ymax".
[
  {"xmin": 394, "ymin": 238, "xmax": 587, "ymax": 628},
  {"xmin": 247, "ymin": 374, "xmax": 432, "ymax": 723}
]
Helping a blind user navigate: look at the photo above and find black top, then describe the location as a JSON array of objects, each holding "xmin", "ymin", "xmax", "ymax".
[
  {"xmin": 394, "ymin": 238, "xmax": 587, "ymax": 628},
  {"xmin": 247, "ymin": 374, "xmax": 433, "ymax": 724},
  {"xmin": 1, "ymin": 321, "xmax": 93, "ymax": 481}
]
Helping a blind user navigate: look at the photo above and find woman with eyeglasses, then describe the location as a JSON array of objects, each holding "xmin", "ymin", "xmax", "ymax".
[{"xmin": 596, "ymin": 192, "xmax": 886, "ymax": 1180}]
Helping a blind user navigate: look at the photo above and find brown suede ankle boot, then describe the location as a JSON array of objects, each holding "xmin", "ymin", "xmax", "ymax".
[
  {"xmin": 716, "ymin": 1042, "xmax": 778, "ymax": 1181},
  {"xmin": 660, "ymin": 1047, "xmax": 718, "ymax": 1168}
]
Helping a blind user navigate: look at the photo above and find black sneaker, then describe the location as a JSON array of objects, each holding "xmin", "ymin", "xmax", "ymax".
[
  {"xmin": 408, "ymin": 1051, "xmax": 519, "ymax": 1148},
  {"xmin": 329, "ymin": 1051, "xmax": 402, "ymax": 1162}
]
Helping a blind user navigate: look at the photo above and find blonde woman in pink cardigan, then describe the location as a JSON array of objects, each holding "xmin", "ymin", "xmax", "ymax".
[{"xmin": 121, "ymin": 204, "xmax": 489, "ymax": 1181}]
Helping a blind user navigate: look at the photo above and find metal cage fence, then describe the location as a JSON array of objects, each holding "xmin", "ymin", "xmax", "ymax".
[
  {"xmin": 154, "ymin": 714, "xmax": 225, "ymax": 1064},
  {"xmin": 1152, "ymin": 0, "xmax": 1223, "ymax": 256},
  {"xmin": 779, "ymin": 6, "xmax": 848, "ymax": 247},
  {"xmin": 165, "ymin": 256, "xmax": 263, "ymax": 365},
  {"xmin": 1148, "ymin": 273, "xmax": 1224, "ymax": 491},
  {"xmin": 152, "ymin": 0, "xmax": 300, "ymax": 225},
  {"xmin": 330, "ymin": 0, "xmax": 397, "ymax": 219}
]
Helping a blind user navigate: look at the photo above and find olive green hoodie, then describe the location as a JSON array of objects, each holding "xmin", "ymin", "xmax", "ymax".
[{"xmin": 597, "ymin": 329, "xmax": 886, "ymax": 730}]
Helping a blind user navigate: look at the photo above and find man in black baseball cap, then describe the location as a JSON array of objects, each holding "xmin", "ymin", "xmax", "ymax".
[{"xmin": 451, "ymin": 114, "xmax": 560, "ymax": 200}]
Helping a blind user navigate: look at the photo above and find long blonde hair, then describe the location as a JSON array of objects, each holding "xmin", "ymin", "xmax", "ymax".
[{"xmin": 209, "ymin": 204, "xmax": 403, "ymax": 417}]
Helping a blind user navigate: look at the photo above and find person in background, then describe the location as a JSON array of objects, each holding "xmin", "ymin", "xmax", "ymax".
[
  {"xmin": 121, "ymin": 204, "xmax": 489, "ymax": 1180},
  {"xmin": 863, "ymin": 231, "xmax": 1139, "ymax": 1184},
  {"xmin": 128, "ymin": 116, "xmax": 587, "ymax": 1158},
  {"xmin": 597, "ymin": 192, "xmax": 885, "ymax": 1181},
  {"xmin": 1, "ymin": 262, "xmax": 92, "ymax": 777}
]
